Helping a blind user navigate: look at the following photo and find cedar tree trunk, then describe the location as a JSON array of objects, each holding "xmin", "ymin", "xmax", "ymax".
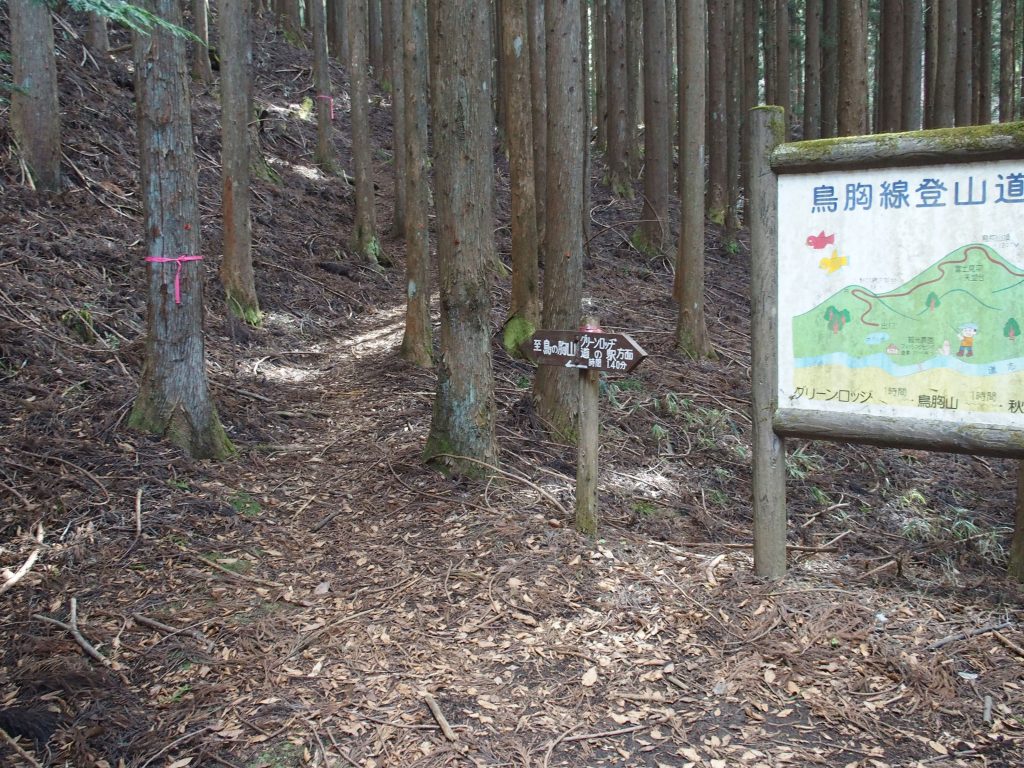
[
  {"xmin": 501, "ymin": 0, "xmax": 541, "ymax": 338},
  {"xmin": 675, "ymin": 0, "xmax": 714, "ymax": 359},
  {"xmin": 534, "ymin": 0, "xmax": 585, "ymax": 441},
  {"xmin": 349, "ymin": 0, "xmax": 380, "ymax": 262},
  {"xmin": 635, "ymin": 0, "xmax": 670, "ymax": 250},
  {"xmin": 9, "ymin": 0, "xmax": 62, "ymax": 192},
  {"xmin": 400, "ymin": 0, "xmax": 432, "ymax": 367},
  {"xmin": 220, "ymin": 0, "xmax": 262, "ymax": 324},
  {"xmin": 423, "ymin": 0, "xmax": 499, "ymax": 470},
  {"xmin": 130, "ymin": 0, "xmax": 233, "ymax": 459}
]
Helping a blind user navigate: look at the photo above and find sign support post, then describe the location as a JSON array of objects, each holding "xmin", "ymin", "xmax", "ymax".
[
  {"xmin": 575, "ymin": 318, "xmax": 602, "ymax": 534},
  {"xmin": 750, "ymin": 107, "xmax": 788, "ymax": 579},
  {"xmin": 524, "ymin": 319, "xmax": 647, "ymax": 534}
]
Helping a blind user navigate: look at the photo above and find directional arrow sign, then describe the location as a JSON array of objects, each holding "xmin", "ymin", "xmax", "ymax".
[{"xmin": 524, "ymin": 330, "xmax": 647, "ymax": 373}]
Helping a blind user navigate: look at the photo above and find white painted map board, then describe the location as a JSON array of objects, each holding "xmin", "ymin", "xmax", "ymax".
[{"xmin": 777, "ymin": 159, "xmax": 1024, "ymax": 429}]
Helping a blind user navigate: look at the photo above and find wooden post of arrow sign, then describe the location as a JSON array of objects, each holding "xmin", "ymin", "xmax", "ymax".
[{"xmin": 523, "ymin": 317, "xmax": 647, "ymax": 533}]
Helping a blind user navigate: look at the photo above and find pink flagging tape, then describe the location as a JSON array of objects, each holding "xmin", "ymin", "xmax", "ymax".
[
  {"xmin": 145, "ymin": 255, "xmax": 203, "ymax": 305},
  {"xmin": 316, "ymin": 94, "xmax": 335, "ymax": 120}
]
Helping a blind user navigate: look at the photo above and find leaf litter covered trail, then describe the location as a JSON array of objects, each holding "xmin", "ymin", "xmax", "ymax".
[{"xmin": 1, "ymin": 14, "xmax": 1024, "ymax": 768}]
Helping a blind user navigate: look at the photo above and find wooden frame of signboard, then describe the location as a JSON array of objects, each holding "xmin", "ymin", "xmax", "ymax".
[{"xmin": 749, "ymin": 108, "xmax": 1024, "ymax": 580}]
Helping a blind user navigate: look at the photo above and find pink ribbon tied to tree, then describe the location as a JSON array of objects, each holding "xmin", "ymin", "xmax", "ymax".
[
  {"xmin": 145, "ymin": 255, "xmax": 204, "ymax": 305},
  {"xmin": 316, "ymin": 94, "xmax": 335, "ymax": 120}
]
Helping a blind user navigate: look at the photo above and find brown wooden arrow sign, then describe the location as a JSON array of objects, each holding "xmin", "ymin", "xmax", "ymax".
[{"xmin": 523, "ymin": 330, "xmax": 647, "ymax": 373}]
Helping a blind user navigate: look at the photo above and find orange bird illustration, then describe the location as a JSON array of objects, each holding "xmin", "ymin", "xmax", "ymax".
[{"xmin": 806, "ymin": 230, "xmax": 835, "ymax": 249}]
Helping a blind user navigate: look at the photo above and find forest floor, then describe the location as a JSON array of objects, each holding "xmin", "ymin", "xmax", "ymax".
[{"xmin": 1, "ymin": 15, "xmax": 1023, "ymax": 768}]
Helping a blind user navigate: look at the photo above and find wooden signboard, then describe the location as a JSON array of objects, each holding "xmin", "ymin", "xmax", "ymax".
[
  {"xmin": 524, "ymin": 330, "xmax": 647, "ymax": 372},
  {"xmin": 750, "ymin": 110, "xmax": 1024, "ymax": 580}
]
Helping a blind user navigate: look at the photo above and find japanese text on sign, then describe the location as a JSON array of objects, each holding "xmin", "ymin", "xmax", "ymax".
[{"xmin": 810, "ymin": 172, "xmax": 1024, "ymax": 213}]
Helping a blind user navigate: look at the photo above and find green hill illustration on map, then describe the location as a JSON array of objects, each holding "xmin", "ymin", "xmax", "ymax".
[{"xmin": 790, "ymin": 243, "xmax": 1024, "ymax": 415}]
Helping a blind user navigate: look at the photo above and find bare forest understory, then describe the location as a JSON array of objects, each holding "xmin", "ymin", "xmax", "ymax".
[{"xmin": 1, "ymin": 17, "xmax": 1023, "ymax": 768}]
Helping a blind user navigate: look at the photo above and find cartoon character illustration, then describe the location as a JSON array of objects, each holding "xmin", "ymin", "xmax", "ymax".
[
  {"xmin": 806, "ymin": 231, "xmax": 835, "ymax": 249},
  {"xmin": 956, "ymin": 323, "xmax": 978, "ymax": 357},
  {"xmin": 937, "ymin": 339, "xmax": 951, "ymax": 356},
  {"xmin": 818, "ymin": 249, "xmax": 848, "ymax": 274}
]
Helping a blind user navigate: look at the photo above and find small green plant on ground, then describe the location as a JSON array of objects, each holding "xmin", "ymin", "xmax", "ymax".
[
  {"xmin": 786, "ymin": 444, "xmax": 824, "ymax": 480},
  {"xmin": 229, "ymin": 490, "xmax": 261, "ymax": 518},
  {"xmin": 61, "ymin": 307, "xmax": 96, "ymax": 344},
  {"xmin": 167, "ymin": 478, "xmax": 191, "ymax": 491},
  {"xmin": 202, "ymin": 553, "xmax": 253, "ymax": 574},
  {"xmin": 707, "ymin": 488, "xmax": 729, "ymax": 507},
  {"xmin": 632, "ymin": 500, "xmax": 658, "ymax": 517},
  {"xmin": 651, "ymin": 423, "xmax": 669, "ymax": 452},
  {"xmin": 896, "ymin": 491, "xmax": 1009, "ymax": 562},
  {"xmin": 808, "ymin": 486, "xmax": 831, "ymax": 506},
  {"xmin": 246, "ymin": 740, "xmax": 304, "ymax": 768}
]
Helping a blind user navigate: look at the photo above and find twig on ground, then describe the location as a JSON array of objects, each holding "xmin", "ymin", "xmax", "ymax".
[
  {"xmin": 673, "ymin": 541, "xmax": 839, "ymax": 553},
  {"xmin": 927, "ymin": 621, "xmax": 1014, "ymax": 650},
  {"xmin": 426, "ymin": 453, "xmax": 571, "ymax": 518},
  {"xmin": 137, "ymin": 726, "xmax": 211, "ymax": 768},
  {"xmin": 859, "ymin": 560, "xmax": 899, "ymax": 580},
  {"xmin": 0, "ymin": 523, "xmax": 44, "ymax": 596},
  {"xmin": 0, "ymin": 724, "xmax": 42, "ymax": 768},
  {"xmin": 993, "ymin": 631, "xmax": 1024, "ymax": 659},
  {"xmin": 187, "ymin": 552, "xmax": 282, "ymax": 588},
  {"xmin": 541, "ymin": 723, "xmax": 585, "ymax": 768},
  {"xmin": 563, "ymin": 717, "xmax": 668, "ymax": 743},
  {"xmin": 311, "ymin": 501, "xmax": 352, "ymax": 533},
  {"xmin": 13, "ymin": 449, "xmax": 110, "ymax": 503},
  {"xmin": 423, "ymin": 693, "xmax": 458, "ymax": 742},
  {"xmin": 132, "ymin": 612, "xmax": 209, "ymax": 646},
  {"xmin": 33, "ymin": 598, "xmax": 117, "ymax": 670}
]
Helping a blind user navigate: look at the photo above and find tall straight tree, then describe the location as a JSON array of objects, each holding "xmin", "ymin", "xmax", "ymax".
[
  {"xmin": 328, "ymin": 0, "xmax": 348, "ymax": 61},
  {"xmin": 131, "ymin": 0, "xmax": 232, "ymax": 458},
  {"xmin": 9, "ymin": 0, "xmax": 61, "ymax": 192},
  {"xmin": 974, "ymin": 0, "xmax": 992, "ymax": 124},
  {"xmin": 774, "ymin": 0, "xmax": 790, "ymax": 136},
  {"xmin": 625, "ymin": 0, "xmax": 642, "ymax": 170},
  {"xmin": 804, "ymin": 0, "xmax": 822, "ymax": 140},
  {"xmin": 741, "ymin": 0, "xmax": 758, "ymax": 189},
  {"xmin": 529, "ymin": 0, "xmax": 548, "ymax": 251},
  {"xmin": 594, "ymin": 0, "xmax": 608, "ymax": 149},
  {"xmin": 635, "ymin": 0, "xmax": 670, "ymax": 250},
  {"xmin": 86, "ymin": 14, "xmax": 110, "ymax": 54},
  {"xmin": 501, "ymin": 0, "xmax": 541, "ymax": 339},
  {"xmin": 369, "ymin": 0, "xmax": 385, "ymax": 74},
  {"xmin": 999, "ymin": 0, "xmax": 1016, "ymax": 121},
  {"xmin": 388, "ymin": 0, "xmax": 407, "ymax": 235},
  {"xmin": 400, "ymin": 0, "xmax": 431, "ymax": 367},
  {"xmin": 423, "ymin": 0, "xmax": 499, "ymax": 469},
  {"xmin": 605, "ymin": 0, "xmax": 632, "ymax": 197},
  {"xmin": 706, "ymin": 0, "xmax": 728, "ymax": 224},
  {"xmin": 955, "ymin": 0, "xmax": 973, "ymax": 124},
  {"xmin": 902, "ymin": 0, "xmax": 924, "ymax": 130},
  {"xmin": 349, "ymin": 0, "xmax": 380, "ymax": 262},
  {"xmin": 879, "ymin": 0, "xmax": 904, "ymax": 132},
  {"xmin": 580, "ymin": 0, "xmax": 592, "ymax": 247},
  {"xmin": 725, "ymin": 0, "xmax": 742, "ymax": 233},
  {"xmin": 837, "ymin": 0, "xmax": 868, "ymax": 136},
  {"xmin": 821, "ymin": 0, "xmax": 839, "ymax": 137},
  {"xmin": 763, "ymin": 0, "xmax": 777, "ymax": 104},
  {"xmin": 675, "ymin": 0, "xmax": 713, "ymax": 359},
  {"xmin": 534, "ymin": 0, "xmax": 584, "ymax": 440},
  {"xmin": 934, "ymin": 0, "xmax": 957, "ymax": 126},
  {"xmin": 221, "ymin": 0, "xmax": 261, "ymax": 324},
  {"xmin": 311, "ymin": 0, "xmax": 338, "ymax": 173},
  {"xmin": 192, "ymin": 0, "xmax": 214, "ymax": 84}
]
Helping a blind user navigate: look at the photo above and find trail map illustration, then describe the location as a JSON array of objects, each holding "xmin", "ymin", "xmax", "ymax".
[{"xmin": 777, "ymin": 160, "xmax": 1024, "ymax": 427}]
